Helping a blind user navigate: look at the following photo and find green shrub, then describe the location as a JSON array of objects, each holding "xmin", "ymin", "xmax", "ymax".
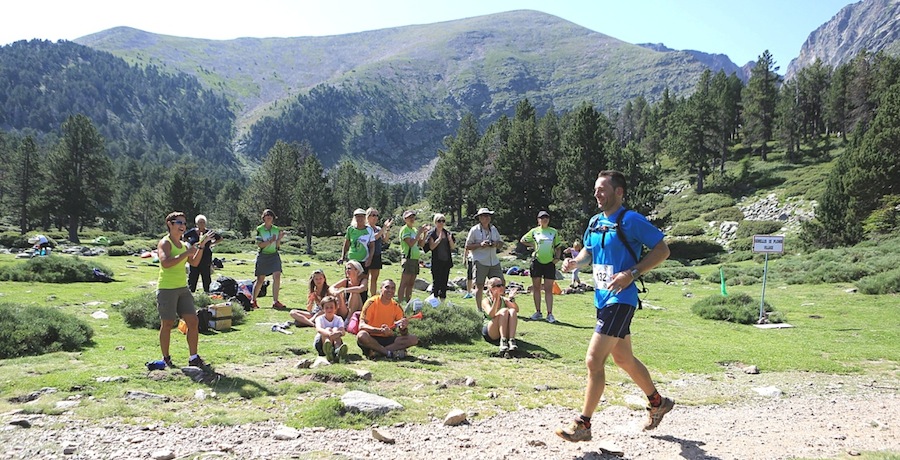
[
  {"xmin": 0, "ymin": 256, "xmax": 114, "ymax": 283},
  {"xmin": 856, "ymin": 267, "xmax": 900, "ymax": 294},
  {"xmin": 107, "ymin": 245, "xmax": 144, "ymax": 256},
  {"xmin": 117, "ymin": 291, "xmax": 161, "ymax": 329},
  {"xmin": 670, "ymin": 221, "xmax": 706, "ymax": 237},
  {"xmin": 704, "ymin": 265, "xmax": 764, "ymax": 285},
  {"xmin": 735, "ymin": 220, "xmax": 784, "ymax": 239},
  {"xmin": 703, "ymin": 206, "xmax": 745, "ymax": 223},
  {"xmin": 407, "ymin": 302, "xmax": 482, "ymax": 346},
  {"xmin": 116, "ymin": 291, "xmax": 244, "ymax": 330},
  {"xmin": 642, "ymin": 267, "xmax": 700, "ymax": 283},
  {"xmin": 0, "ymin": 302, "xmax": 94, "ymax": 358},
  {"xmin": 666, "ymin": 238, "xmax": 724, "ymax": 262},
  {"xmin": 0, "ymin": 232, "xmax": 34, "ymax": 249},
  {"xmin": 691, "ymin": 293, "xmax": 778, "ymax": 325},
  {"xmin": 658, "ymin": 192, "xmax": 736, "ymax": 223}
]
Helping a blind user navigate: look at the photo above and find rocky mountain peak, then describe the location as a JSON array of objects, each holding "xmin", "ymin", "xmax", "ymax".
[{"xmin": 786, "ymin": 0, "xmax": 900, "ymax": 80}]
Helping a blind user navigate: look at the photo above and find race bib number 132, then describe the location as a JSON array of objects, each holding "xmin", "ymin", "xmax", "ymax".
[{"xmin": 592, "ymin": 264, "xmax": 614, "ymax": 290}]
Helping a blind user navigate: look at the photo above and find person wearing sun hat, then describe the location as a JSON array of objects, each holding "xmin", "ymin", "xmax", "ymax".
[
  {"xmin": 520, "ymin": 210, "xmax": 565, "ymax": 323},
  {"xmin": 397, "ymin": 210, "xmax": 427, "ymax": 305},
  {"xmin": 340, "ymin": 208, "xmax": 376, "ymax": 279},
  {"xmin": 464, "ymin": 207, "xmax": 504, "ymax": 308}
]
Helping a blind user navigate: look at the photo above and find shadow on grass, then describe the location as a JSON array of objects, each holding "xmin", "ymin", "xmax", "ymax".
[{"xmin": 209, "ymin": 372, "xmax": 278, "ymax": 398}]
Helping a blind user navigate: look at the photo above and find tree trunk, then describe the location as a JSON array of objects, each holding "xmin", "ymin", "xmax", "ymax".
[
  {"xmin": 305, "ymin": 226, "xmax": 313, "ymax": 255},
  {"xmin": 68, "ymin": 215, "xmax": 80, "ymax": 243}
]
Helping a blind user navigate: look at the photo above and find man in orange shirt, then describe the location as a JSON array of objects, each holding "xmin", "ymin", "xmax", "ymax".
[{"xmin": 356, "ymin": 279, "xmax": 419, "ymax": 359}]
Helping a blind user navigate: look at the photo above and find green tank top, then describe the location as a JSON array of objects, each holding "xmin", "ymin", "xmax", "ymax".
[{"xmin": 158, "ymin": 235, "xmax": 187, "ymax": 289}]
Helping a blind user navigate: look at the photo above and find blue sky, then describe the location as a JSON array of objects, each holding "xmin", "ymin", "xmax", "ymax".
[{"xmin": 1, "ymin": 0, "xmax": 858, "ymax": 67}]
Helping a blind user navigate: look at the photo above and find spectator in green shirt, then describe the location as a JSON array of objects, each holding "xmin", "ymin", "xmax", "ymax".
[{"xmin": 520, "ymin": 210, "xmax": 564, "ymax": 323}]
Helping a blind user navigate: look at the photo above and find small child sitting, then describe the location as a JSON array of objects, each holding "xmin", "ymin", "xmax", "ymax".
[{"xmin": 314, "ymin": 296, "xmax": 348, "ymax": 363}]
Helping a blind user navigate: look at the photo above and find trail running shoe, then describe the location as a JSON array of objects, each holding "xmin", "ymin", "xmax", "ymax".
[
  {"xmin": 462, "ymin": 292, "xmax": 473, "ymax": 299},
  {"xmin": 546, "ymin": 313, "xmax": 557, "ymax": 323},
  {"xmin": 530, "ymin": 311, "xmax": 543, "ymax": 320},
  {"xmin": 188, "ymin": 356, "xmax": 208, "ymax": 368},
  {"xmin": 163, "ymin": 356, "xmax": 174, "ymax": 368},
  {"xmin": 392, "ymin": 348, "xmax": 407, "ymax": 360},
  {"xmin": 644, "ymin": 397, "xmax": 675, "ymax": 430},
  {"xmin": 323, "ymin": 341, "xmax": 335, "ymax": 362},
  {"xmin": 555, "ymin": 419, "xmax": 592, "ymax": 442},
  {"xmin": 272, "ymin": 301, "xmax": 287, "ymax": 310},
  {"xmin": 336, "ymin": 344, "xmax": 348, "ymax": 363}
]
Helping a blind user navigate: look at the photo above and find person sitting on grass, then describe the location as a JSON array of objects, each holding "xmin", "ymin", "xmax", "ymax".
[
  {"xmin": 356, "ymin": 279, "xmax": 418, "ymax": 359},
  {"xmin": 314, "ymin": 296, "xmax": 348, "ymax": 363},
  {"xmin": 290, "ymin": 269, "xmax": 328, "ymax": 327},
  {"xmin": 330, "ymin": 260, "xmax": 368, "ymax": 319},
  {"xmin": 480, "ymin": 276, "xmax": 520, "ymax": 354}
]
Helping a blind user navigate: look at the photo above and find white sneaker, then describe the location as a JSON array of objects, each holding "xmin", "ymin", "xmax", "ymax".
[
  {"xmin": 530, "ymin": 311, "xmax": 543, "ymax": 320},
  {"xmin": 498, "ymin": 338, "xmax": 509, "ymax": 353},
  {"xmin": 546, "ymin": 313, "xmax": 557, "ymax": 324},
  {"xmin": 508, "ymin": 338, "xmax": 518, "ymax": 351}
]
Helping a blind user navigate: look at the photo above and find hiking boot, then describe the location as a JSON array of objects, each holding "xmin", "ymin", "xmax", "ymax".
[
  {"xmin": 546, "ymin": 313, "xmax": 557, "ymax": 324},
  {"xmin": 530, "ymin": 311, "xmax": 543, "ymax": 320},
  {"xmin": 508, "ymin": 338, "xmax": 518, "ymax": 351},
  {"xmin": 336, "ymin": 344, "xmax": 348, "ymax": 363},
  {"xmin": 163, "ymin": 356, "xmax": 174, "ymax": 368},
  {"xmin": 188, "ymin": 356, "xmax": 208, "ymax": 368},
  {"xmin": 555, "ymin": 419, "xmax": 592, "ymax": 442},
  {"xmin": 323, "ymin": 341, "xmax": 335, "ymax": 362},
  {"xmin": 644, "ymin": 397, "xmax": 675, "ymax": 430},
  {"xmin": 498, "ymin": 338, "xmax": 509, "ymax": 353}
]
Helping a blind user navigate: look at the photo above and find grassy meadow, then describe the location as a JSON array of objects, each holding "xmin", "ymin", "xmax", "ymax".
[{"xmin": 0, "ymin": 244, "xmax": 897, "ymax": 430}]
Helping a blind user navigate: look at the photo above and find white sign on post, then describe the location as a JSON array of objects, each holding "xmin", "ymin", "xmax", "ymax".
[{"xmin": 752, "ymin": 235, "xmax": 784, "ymax": 254}]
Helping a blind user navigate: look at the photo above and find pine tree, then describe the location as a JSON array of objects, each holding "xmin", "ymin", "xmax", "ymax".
[
  {"xmin": 553, "ymin": 103, "xmax": 615, "ymax": 237},
  {"xmin": 46, "ymin": 114, "xmax": 113, "ymax": 243},
  {"xmin": 427, "ymin": 113, "xmax": 480, "ymax": 224},
  {"xmin": 294, "ymin": 153, "xmax": 331, "ymax": 254},
  {"xmin": 666, "ymin": 70, "xmax": 718, "ymax": 192},
  {"xmin": 742, "ymin": 50, "xmax": 781, "ymax": 161},
  {"xmin": 243, "ymin": 140, "xmax": 302, "ymax": 226}
]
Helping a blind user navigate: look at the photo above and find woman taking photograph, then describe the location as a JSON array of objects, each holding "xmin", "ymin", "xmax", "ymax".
[
  {"xmin": 366, "ymin": 207, "xmax": 393, "ymax": 297},
  {"xmin": 480, "ymin": 276, "xmax": 520, "ymax": 354},
  {"xmin": 289, "ymin": 269, "xmax": 329, "ymax": 327},
  {"xmin": 330, "ymin": 260, "xmax": 368, "ymax": 318},
  {"xmin": 252, "ymin": 209, "xmax": 286, "ymax": 310},
  {"xmin": 424, "ymin": 213, "xmax": 455, "ymax": 302}
]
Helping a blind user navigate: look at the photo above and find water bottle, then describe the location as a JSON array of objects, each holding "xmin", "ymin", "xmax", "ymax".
[{"xmin": 146, "ymin": 360, "xmax": 166, "ymax": 371}]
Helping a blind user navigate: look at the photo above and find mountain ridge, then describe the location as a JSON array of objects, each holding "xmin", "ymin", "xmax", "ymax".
[{"xmin": 786, "ymin": 0, "xmax": 900, "ymax": 79}]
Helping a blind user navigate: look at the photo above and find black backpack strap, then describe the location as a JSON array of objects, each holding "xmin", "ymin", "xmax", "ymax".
[{"xmin": 615, "ymin": 208, "xmax": 647, "ymax": 308}]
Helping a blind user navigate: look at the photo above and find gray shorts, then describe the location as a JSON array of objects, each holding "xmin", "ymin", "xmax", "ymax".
[
  {"xmin": 402, "ymin": 258, "xmax": 420, "ymax": 275},
  {"xmin": 473, "ymin": 262, "xmax": 504, "ymax": 287},
  {"xmin": 157, "ymin": 287, "xmax": 195, "ymax": 321},
  {"xmin": 255, "ymin": 252, "xmax": 282, "ymax": 277}
]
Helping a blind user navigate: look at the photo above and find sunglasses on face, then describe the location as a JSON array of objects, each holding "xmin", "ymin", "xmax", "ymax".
[
  {"xmin": 436, "ymin": 219, "xmax": 446, "ymax": 223},
  {"xmin": 492, "ymin": 283, "xmax": 505, "ymax": 288},
  {"xmin": 170, "ymin": 220, "xmax": 186, "ymax": 225},
  {"xmin": 369, "ymin": 214, "xmax": 378, "ymax": 217}
]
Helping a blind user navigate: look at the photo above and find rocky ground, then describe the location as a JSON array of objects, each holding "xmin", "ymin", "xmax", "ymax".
[{"xmin": 1, "ymin": 370, "xmax": 897, "ymax": 460}]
